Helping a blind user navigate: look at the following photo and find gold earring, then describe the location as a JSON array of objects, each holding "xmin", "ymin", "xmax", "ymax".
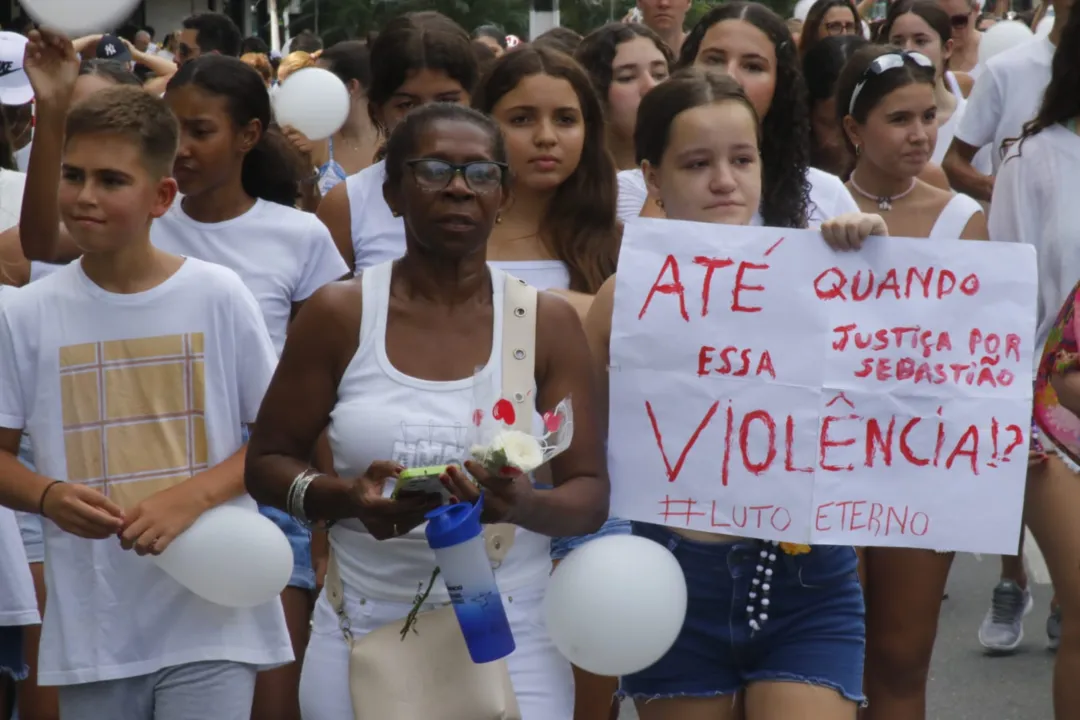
[
  {"xmin": 495, "ymin": 212, "xmax": 503, "ymax": 224},
  {"xmin": 655, "ymin": 198, "xmax": 665, "ymax": 209},
  {"xmin": 391, "ymin": 210, "xmax": 401, "ymax": 218},
  {"xmin": 854, "ymin": 144, "xmax": 862, "ymax": 157}
]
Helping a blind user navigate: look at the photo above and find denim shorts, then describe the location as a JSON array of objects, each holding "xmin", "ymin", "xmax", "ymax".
[
  {"xmin": 259, "ymin": 504, "xmax": 315, "ymax": 590},
  {"xmin": 239, "ymin": 425, "xmax": 315, "ymax": 591},
  {"xmin": 15, "ymin": 433, "xmax": 44, "ymax": 564},
  {"xmin": 550, "ymin": 517, "xmax": 632, "ymax": 560},
  {"xmin": 622, "ymin": 522, "xmax": 866, "ymax": 704}
]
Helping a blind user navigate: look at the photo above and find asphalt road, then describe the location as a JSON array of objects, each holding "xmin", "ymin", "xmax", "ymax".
[{"xmin": 619, "ymin": 553, "xmax": 1056, "ymax": 719}]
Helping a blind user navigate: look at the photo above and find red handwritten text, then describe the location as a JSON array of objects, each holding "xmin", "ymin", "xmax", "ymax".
[
  {"xmin": 814, "ymin": 501, "xmax": 930, "ymax": 537},
  {"xmin": 638, "ymin": 253, "xmax": 772, "ymax": 321},
  {"xmin": 814, "ymin": 266, "xmax": 980, "ymax": 302},
  {"xmin": 697, "ymin": 346, "xmax": 777, "ymax": 378},
  {"xmin": 645, "ymin": 397, "xmax": 1025, "ymax": 484}
]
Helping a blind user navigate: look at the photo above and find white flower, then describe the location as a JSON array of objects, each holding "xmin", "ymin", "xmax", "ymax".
[{"xmin": 470, "ymin": 430, "xmax": 546, "ymax": 474}]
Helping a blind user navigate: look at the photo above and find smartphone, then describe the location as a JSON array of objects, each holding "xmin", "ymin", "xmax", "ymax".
[{"xmin": 389, "ymin": 465, "xmax": 451, "ymax": 503}]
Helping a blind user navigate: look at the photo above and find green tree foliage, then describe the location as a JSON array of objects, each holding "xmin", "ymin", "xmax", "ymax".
[{"xmin": 293, "ymin": 0, "xmax": 795, "ymax": 46}]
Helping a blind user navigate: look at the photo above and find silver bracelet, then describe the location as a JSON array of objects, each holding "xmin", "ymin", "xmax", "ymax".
[{"xmin": 286, "ymin": 468, "xmax": 322, "ymax": 528}]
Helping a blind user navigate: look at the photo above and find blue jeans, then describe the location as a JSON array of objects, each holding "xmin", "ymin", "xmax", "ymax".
[{"xmin": 622, "ymin": 522, "xmax": 866, "ymax": 703}]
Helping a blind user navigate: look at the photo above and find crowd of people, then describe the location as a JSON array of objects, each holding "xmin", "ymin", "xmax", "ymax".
[{"xmin": 0, "ymin": 0, "xmax": 1075, "ymax": 718}]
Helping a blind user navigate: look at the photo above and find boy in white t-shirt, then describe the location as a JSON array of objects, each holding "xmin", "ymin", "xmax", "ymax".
[{"xmin": 0, "ymin": 86, "xmax": 292, "ymax": 718}]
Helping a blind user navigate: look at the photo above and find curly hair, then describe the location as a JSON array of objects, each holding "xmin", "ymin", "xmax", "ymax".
[{"xmin": 678, "ymin": 2, "xmax": 811, "ymax": 228}]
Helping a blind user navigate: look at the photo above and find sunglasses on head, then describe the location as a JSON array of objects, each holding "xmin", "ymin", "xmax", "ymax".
[{"xmin": 848, "ymin": 51, "xmax": 934, "ymax": 115}]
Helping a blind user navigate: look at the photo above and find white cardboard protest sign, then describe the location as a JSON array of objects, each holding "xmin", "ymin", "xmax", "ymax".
[{"xmin": 608, "ymin": 219, "xmax": 1038, "ymax": 554}]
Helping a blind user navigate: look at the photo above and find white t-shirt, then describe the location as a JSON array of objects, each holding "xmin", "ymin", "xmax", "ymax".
[
  {"xmin": 615, "ymin": 167, "xmax": 858, "ymax": 228},
  {"xmin": 345, "ymin": 160, "xmax": 407, "ymax": 272},
  {"xmin": 152, "ymin": 199, "xmax": 348, "ymax": 355},
  {"xmin": 954, "ymin": 37, "xmax": 1053, "ymax": 175},
  {"xmin": 0, "ymin": 258, "xmax": 293, "ymax": 685},
  {"xmin": 989, "ymin": 124, "xmax": 1080, "ymax": 377},
  {"xmin": 0, "ymin": 504, "xmax": 37, "ymax": 626}
]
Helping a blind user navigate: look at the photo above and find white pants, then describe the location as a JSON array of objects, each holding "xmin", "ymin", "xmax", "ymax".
[{"xmin": 299, "ymin": 583, "xmax": 574, "ymax": 720}]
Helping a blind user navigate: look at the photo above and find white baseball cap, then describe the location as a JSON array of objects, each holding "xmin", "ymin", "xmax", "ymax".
[{"xmin": 0, "ymin": 32, "xmax": 32, "ymax": 107}]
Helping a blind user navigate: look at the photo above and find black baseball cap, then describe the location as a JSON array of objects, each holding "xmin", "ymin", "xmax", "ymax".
[{"xmin": 95, "ymin": 35, "xmax": 133, "ymax": 65}]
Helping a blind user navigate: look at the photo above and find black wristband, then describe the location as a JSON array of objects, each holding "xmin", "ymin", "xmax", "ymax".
[{"xmin": 38, "ymin": 480, "xmax": 62, "ymax": 518}]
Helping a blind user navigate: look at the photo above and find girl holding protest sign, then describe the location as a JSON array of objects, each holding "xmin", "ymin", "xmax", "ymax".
[
  {"xmin": 616, "ymin": 3, "xmax": 862, "ymax": 227},
  {"xmin": 682, "ymin": 3, "xmax": 860, "ymax": 228},
  {"xmin": 835, "ymin": 43, "xmax": 986, "ymax": 720},
  {"xmin": 585, "ymin": 67, "xmax": 886, "ymax": 720}
]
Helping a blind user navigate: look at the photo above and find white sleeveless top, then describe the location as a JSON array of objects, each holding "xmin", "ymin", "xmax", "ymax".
[
  {"xmin": 929, "ymin": 192, "xmax": 982, "ymax": 239},
  {"xmin": 345, "ymin": 160, "xmax": 407, "ymax": 272},
  {"xmin": 490, "ymin": 260, "xmax": 570, "ymax": 291},
  {"xmin": 932, "ymin": 71, "xmax": 968, "ymax": 166},
  {"xmin": 327, "ymin": 261, "xmax": 552, "ymax": 603}
]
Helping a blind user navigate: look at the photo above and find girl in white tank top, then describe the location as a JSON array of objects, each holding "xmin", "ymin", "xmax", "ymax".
[
  {"xmin": 837, "ymin": 45, "xmax": 987, "ymax": 719},
  {"xmin": 472, "ymin": 44, "xmax": 628, "ymax": 719},
  {"xmin": 879, "ymin": 0, "xmax": 991, "ymax": 173}
]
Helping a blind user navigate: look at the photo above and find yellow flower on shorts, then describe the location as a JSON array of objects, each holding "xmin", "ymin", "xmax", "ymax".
[{"xmin": 779, "ymin": 542, "xmax": 811, "ymax": 556}]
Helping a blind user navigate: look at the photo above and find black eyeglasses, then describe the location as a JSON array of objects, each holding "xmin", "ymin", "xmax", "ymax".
[
  {"xmin": 950, "ymin": 13, "xmax": 970, "ymax": 28},
  {"xmin": 405, "ymin": 158, "xmax": 508, "ymax": 194},
  {"xmin": 847, "ymin": 51, "xmax": 934, "ymax": 115}
]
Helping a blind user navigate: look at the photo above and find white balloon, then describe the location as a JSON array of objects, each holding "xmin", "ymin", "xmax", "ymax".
[
  {"xmin": 1036, "ymin": 12, "xmax": 1054, "ymax": 38},
  {"xmin": 20, "ymin": 0, "xmax": 141, "ymax": 37},
  {"xmin": 544, "ymin": 535, "xmax": 687, "ymax": 676},
  {"xmin": 978, "ymin": 20, "xmax": 1034, "ymax": 65},
  {"xmin": 153, "ymin": 505, "xmax": 293, "ymax": 608},
  {"xmin": 793, "ymin": 0, "xmax": 818, "ymax": 22},
  {"xmin": 273, "ymin": 67, "xmax": 351, "ymax": 142}
]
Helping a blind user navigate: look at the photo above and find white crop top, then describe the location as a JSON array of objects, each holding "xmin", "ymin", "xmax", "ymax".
[
  {"xmin": 929, "ymin": 193, "xmax": 982, "ymax": 240},
  {"xmin": 327, "ymin": 261, "xmax": 552, "ymax": 602}
]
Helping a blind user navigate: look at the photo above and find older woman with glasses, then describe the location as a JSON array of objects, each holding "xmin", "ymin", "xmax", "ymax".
[{"xmin": 800, "ymin": 0, "xmax": 862, "ymax": 58}]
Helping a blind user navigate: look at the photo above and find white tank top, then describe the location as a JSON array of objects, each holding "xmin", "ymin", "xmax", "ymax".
[
  {"xmin": 929, "ymin": 192, "xmax": 982, "ymax": 239},
  {"xmin": 932, "ymin": 71, "xmax": 968, "ymax": 166},
  {"xmin": 327, "ymin": 261, "xmax": 552, "ymax": 602},
  {"xmin": 345, "ymin": 160, "xmax": 407, "ymax": 272}
]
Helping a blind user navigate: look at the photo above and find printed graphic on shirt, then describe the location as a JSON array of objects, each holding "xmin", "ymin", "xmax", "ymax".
[
  {"xmin": 59, "ymin": 334, "xmax": 207, "ymax": 508},
  {"xmin": 390, "ymin": 421, "xmax": 468, "ymax": 468}
]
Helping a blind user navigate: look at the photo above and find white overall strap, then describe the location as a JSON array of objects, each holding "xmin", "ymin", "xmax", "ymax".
[
  {"xmin": 483, "ymin": 273, "xmax": 538, "ymax": 566},
  {"xmin": 324, "ymin": 550, "xmax": 353, "ymax": 642},
  {"xmin": 501, "ymin": 273, "xmax": 538, "ymax": 432}
]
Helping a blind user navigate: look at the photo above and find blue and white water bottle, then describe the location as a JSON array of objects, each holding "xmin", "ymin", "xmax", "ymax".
[{"xmin": 425, "ymin": 497, "xmax": 516, "ymax": 663}]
